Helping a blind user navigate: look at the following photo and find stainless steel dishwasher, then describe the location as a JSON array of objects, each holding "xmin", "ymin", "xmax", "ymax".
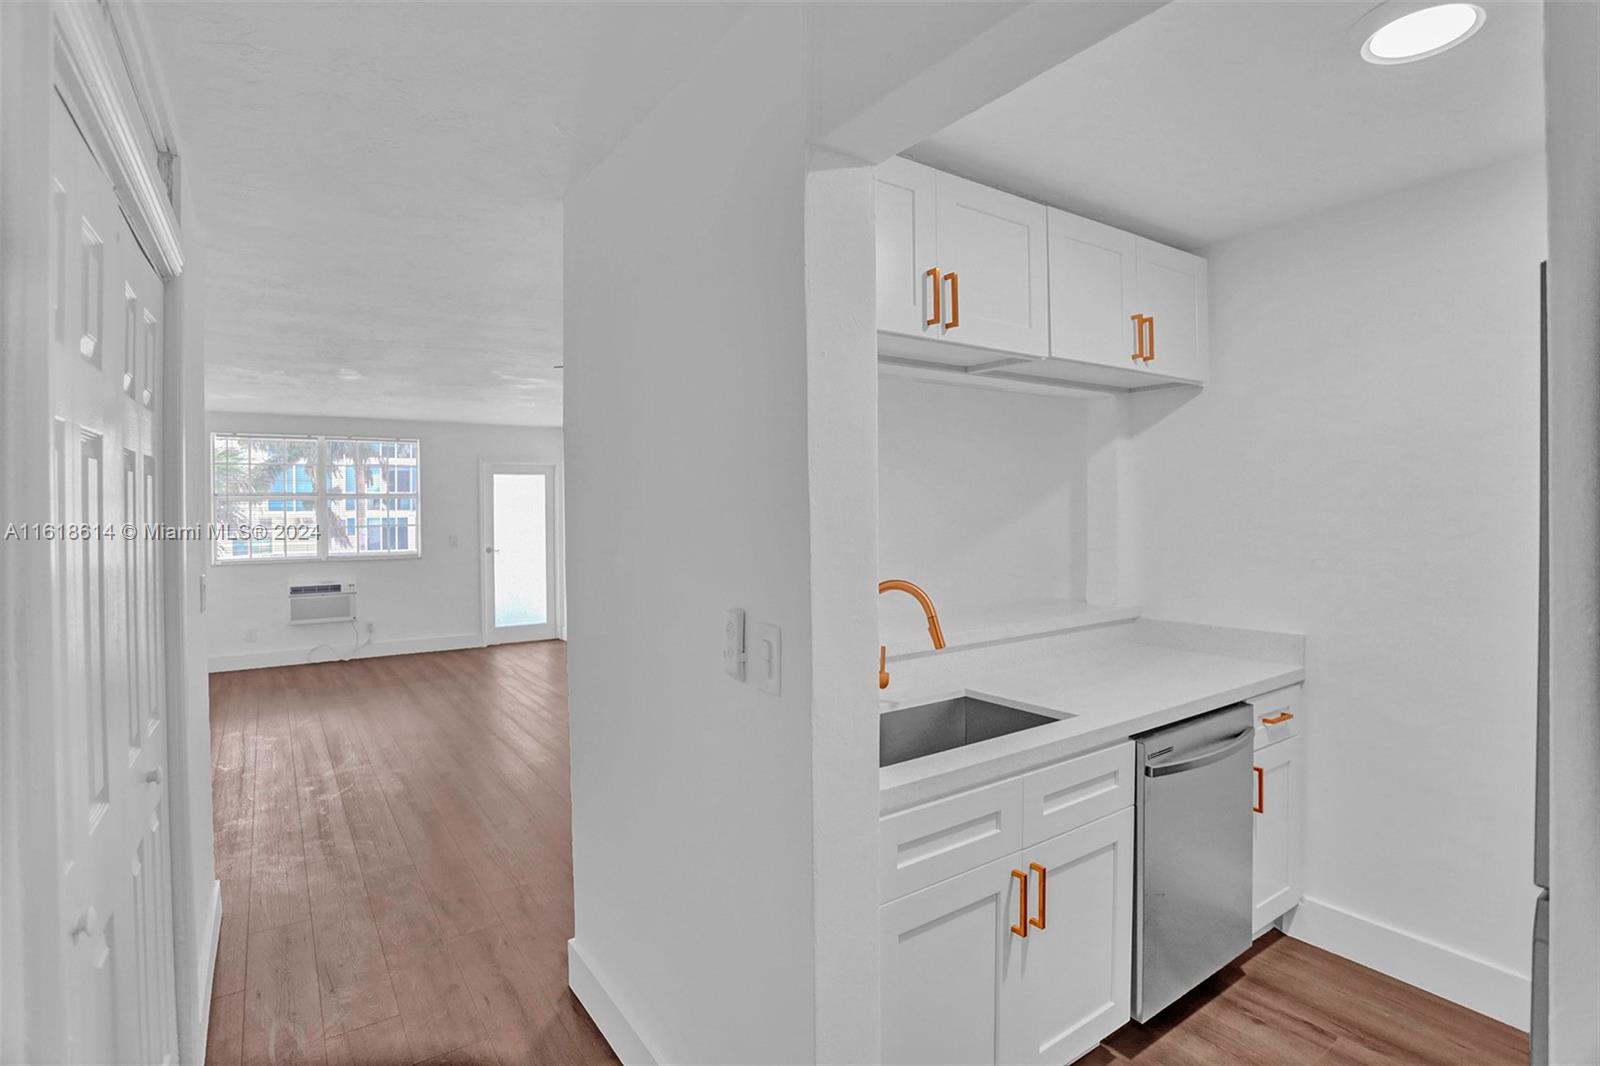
[{"xmin": 1132, "ymin": 703, "xmax": 1254, "ymax": 1023}]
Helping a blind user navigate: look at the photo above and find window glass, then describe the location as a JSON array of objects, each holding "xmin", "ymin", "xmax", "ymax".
[{"xmin": 211, "ymin": 433, "xmax": 419, "ymax": 563}]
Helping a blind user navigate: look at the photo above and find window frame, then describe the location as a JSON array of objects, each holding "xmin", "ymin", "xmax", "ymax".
[{"xmin": 209, "ymin": 431, "xmax": 422, "ymax": 564}]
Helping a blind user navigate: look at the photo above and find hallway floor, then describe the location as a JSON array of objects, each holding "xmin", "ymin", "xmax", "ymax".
[
  {"xmin": 204, "ymin": 643, "xmax": 1526, "ymax": 1066},
  {"xmin": 204, "ymin": 642, "xmax": 615, "ymax": 1065}
]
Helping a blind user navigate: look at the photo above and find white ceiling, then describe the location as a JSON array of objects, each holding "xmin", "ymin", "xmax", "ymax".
[
  {"xmin": 908, "ymin": 0, "xmax": 1544, "ymax": 250},
  {"xmin": 146, "ymin": 2, "xmax": 744, "ymax": 425}
]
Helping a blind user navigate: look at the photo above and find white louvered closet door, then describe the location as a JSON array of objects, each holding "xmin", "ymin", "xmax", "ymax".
[{"xmin": 49, "ymin": 89, "xmax": 179, "ymax": 1066}]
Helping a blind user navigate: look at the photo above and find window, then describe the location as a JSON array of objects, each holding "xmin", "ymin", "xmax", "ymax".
[{"xmin": 211, "ymin": 433, "xmax": 420, "ymax": 562}]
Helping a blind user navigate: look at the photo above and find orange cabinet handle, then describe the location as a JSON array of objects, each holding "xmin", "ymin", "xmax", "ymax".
[
  {"xmin": 1253, "ymin": 766, "xmax": 1265, "ymax": 814},
  {"xmin": 944, "ymin": 271, "xmax": 960, "ymax": 329},
  {"xmin": 1010, "ymin": 868, "xmax": 1028, "ymax": 938},
  {"xmin": 925, "ymin": 267, "xmax": 942, "ymax": 327},
  {"xmin": 1260, "ymin": 711, "xmax": 1294, "ymax": 725},
  {"xmin": 1130, "ymin": 314, "xmax": 1146, "ymax": 363},
  {"xmin": 1029, "ymin": 862, "xmax": 1046, "ymax": 931},
  {"xmin": 1145, "ymin": 315, "xmax": 1156, "ymax": 362}
]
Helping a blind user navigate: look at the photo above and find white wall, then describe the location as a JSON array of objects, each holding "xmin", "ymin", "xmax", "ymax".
[
  {"xmin": 562, "ymin": 8, "xmax": 1167, "ymax": 1061},
  {"xmin": 1132, "ymin": 153, "xmax": 1545, "ymax": 1026},
  {"xmin": 204, "ymin": 412, "xmax": 563, "ymax": 671},
  {"xmin": 878, "ymin": 375, "xmax": 1092, "ymax": 616},
  {"xmin": 564, "ymin": 10, "xmax": 823, "ymax": 1062},
  {"xmin": 1543, "ymin": 3, "xmax": 1600, "ymax": 1058}
]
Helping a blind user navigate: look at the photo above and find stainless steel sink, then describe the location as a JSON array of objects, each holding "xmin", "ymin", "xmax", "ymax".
[{"xmin": 879, "ymin": 697, "xmax": 1059, "ymax": 768}]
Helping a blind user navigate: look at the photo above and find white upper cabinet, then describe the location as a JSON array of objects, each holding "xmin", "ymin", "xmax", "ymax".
[
  {"xmin": 932, "ymin": 171, "xmax": 1050, "ymax": 358},
  {"xmin": 1135, "ymin": 238, "xmax": 1209, "ymax": 383},
  {"xmin": 875, "ymin": 158, "xmax": 1049, "ymax": 363},
  {"xmin": 1047, "ymin": 210, "xmax": 1140, "ymax": 371},
  {"xmin": 877, "ymin": 157, "xmax": 1209, "ymax": 388},
  {"xmin": 1044, "ymin": 208, "xmax": 1209, "ymax": 386},
  {"xmin": 875, "ymin": 156, "xmax": 940, "ymax": 340}
]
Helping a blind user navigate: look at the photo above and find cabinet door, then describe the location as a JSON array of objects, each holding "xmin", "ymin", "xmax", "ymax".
[
  {"xmin": 1252, "ymin": 735, "xmax": 1302, "ymax": 934},
  {"xmin": 876, "ymin": 157, "xmax": 941, "ymax": 339},
  {"xmin": 1047, "ymin": 209, "xmax": 1138, "ymax": 371},
  {"xmin": 997, "ymin": 808, "xmax": 1134, "ymax": 1066},
  {"xmin": 881, "ymin": 852, "xmax": 1019, "ymax": 1066},
  {"xmin": 935, "ymin": 171, "xmax": 1050, "ymax": 358},
  {"xmin": 1135, "ymin": 238, "xmax": 1208, "ymax": 382}
]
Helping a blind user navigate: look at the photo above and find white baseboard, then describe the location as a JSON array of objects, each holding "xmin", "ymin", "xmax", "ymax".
[
  {"xmin": 1283, "ymin": 895, "xmax": 1530, "ymax": 1030},
  {"xmin": 208, "ymin": 632, "xmax": 483, "ymax": 673},
  {"xmin": 568, "ymin": 939, "xmax": 660, "ymax": 1066}
]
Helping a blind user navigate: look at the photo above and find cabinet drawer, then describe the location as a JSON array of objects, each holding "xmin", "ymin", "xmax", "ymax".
[
  {"xmin": 1021, "ymin": 742, "xmax": 1134, "ymax": 846},
  {"xmin": 881, "ymin": 777, "xmax": 1024, "ymax": 902},
  {"xmin": 1248, "ymin": 684, "xmax": 1302, "ymax": 750}
]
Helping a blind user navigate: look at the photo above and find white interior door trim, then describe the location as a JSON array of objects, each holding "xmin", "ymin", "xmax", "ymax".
[
  {"xmin": 478, "ymin": 460, "xmax": 564, "ymax": 646},
  {"xmin": 50, "ymin": 1, "xmax": 183, "ymax": 279}
]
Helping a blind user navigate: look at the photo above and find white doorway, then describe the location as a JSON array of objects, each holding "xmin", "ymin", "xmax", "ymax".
[{"xmin": 481, "ymin": 462, "xmax": 560, "ymax": 644}]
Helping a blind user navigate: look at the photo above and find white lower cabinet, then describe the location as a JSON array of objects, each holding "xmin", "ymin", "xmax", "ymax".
[
  {"xmin": 1251, "ymin": 734, "xmax": 1302, "ymax": 934},
  {"xmin": 881, "ymin": 853, "xmax": 1017, "ymax": 1066},
  {"xmin": 881, "ymin": 806, "xmax": 1134, "ymax": 1066},
  {"xmin": 997, "ymin": 808, "xmax": 1134, "ymax": 1066}
]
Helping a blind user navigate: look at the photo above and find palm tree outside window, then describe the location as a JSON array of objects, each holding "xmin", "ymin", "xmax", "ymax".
[{"xmin": 211, "ymin": 433, "xmax": 420, "ymax": 562}]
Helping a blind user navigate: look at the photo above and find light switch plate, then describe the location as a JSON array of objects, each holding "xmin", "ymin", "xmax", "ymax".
[
  {"xmin": 752, "ymin": 622, "xmax": 781, "ymax": 695},
  {"xmin": 724, "ymin": 608, "xmax": 746, "ymax": 680}
]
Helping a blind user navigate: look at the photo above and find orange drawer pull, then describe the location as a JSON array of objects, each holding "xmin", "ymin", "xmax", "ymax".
[
  {"xmin": 1010, "ymin": 868, "xmax": 1028, "ymax": 938},
  {"xmin": 1260, "ymin": 711, "xmax": 1295, "ymax": 725},
  {"xmin": 944, "ymin": 271, "xmax": 960, "ymax": 329},
  {"xmin": 925, "ymin": 267, "xmax": 942, "ymax": 327},
  {"xmin": 1130, "ymin": 314, "xmax": 1147, "ymax": 362},
  {"xmin": 1029, "ymin": 862, "xmax": 1046, "ymax": 931},
  {"xmin": 1253, "ymin": 766, "xmax": 1265, "ymax": 814}
]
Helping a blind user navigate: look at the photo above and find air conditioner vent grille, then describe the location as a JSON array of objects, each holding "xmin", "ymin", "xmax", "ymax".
[
  {"xmin": 288, "ymin": 582, "xmax": 357, "ymax": 624},
  {"xmin": 289, "ymin": 583, "xmax": 346, "ymax": 596}
]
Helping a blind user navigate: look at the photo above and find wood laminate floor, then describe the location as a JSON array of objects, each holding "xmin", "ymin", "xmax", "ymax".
[
  {"xmin": 205, "ymin": 641, "xmax": 615, "ymax": 1066},
  {"xmin": 206, "ymin": 643, "xmax": 1528, "ymax": 1066},
  {"xmin": 1091, "ymin": 930, "xmax": 1527, "ymax": 1065}
]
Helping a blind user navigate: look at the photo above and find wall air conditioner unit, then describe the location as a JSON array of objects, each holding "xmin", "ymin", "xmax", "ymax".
[{"xmin": 288, "ymin": 582, "xmax": 357, "ymax": 625}]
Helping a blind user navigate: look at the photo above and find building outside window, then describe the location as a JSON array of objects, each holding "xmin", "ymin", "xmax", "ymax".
[{"xmin": 210, "ymin": 433, "xmax": 420, "ymax": 562}]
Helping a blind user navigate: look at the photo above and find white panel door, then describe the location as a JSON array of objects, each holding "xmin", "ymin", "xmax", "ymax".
[
  {"xmin": 1252, "ymin": 735, "xmax": 1303, "ymax": 933},
  {"xmin": 881, "ymin": 852, "xmax": 1019, "ymax": 1066},
  {"xmin": 1135, "ymin": 238, "xmax": 1209, "ymax": 382},
  {"xmin": 1047, "ymin": 209, "xmax": 1139, "ymax": 371},
  {"xmin": 49, "ymin": 91, "xmax": 179, "ymax": 1066},
  {"xmin": 997, "ymin": 808, "xmax": 1134, "ymax": 1066},
  {"xmin": 875, "ymin": 156, "xmax": 941, "ymax": 340},
  {"xmin": 481, "ymin": 463, "xmax": 559, "ymax": 644},
  {"xmin": 934, "ymin": 171, "xmax": 1050, "ymax": 358}
]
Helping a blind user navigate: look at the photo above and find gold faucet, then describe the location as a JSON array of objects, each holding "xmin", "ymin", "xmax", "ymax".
[{"xmin": 878, "ymin": 579, "xmax": 946, "ymax": 690}]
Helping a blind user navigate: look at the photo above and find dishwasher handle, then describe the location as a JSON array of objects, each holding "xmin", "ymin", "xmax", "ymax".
[{"xmin": 1144, "ymin": 728, "xmax": 1253, "ymax": 777}]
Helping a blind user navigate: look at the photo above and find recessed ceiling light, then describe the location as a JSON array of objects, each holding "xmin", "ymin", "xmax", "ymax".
[{"xmin": 1360, "ymin": 3, "xmax": 1485, "ymax": 65}]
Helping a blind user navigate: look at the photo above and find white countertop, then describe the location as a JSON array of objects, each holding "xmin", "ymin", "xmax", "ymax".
[{"xmin": 878, "ymin": 637, "xmax": 1304, "ymax": 813}]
